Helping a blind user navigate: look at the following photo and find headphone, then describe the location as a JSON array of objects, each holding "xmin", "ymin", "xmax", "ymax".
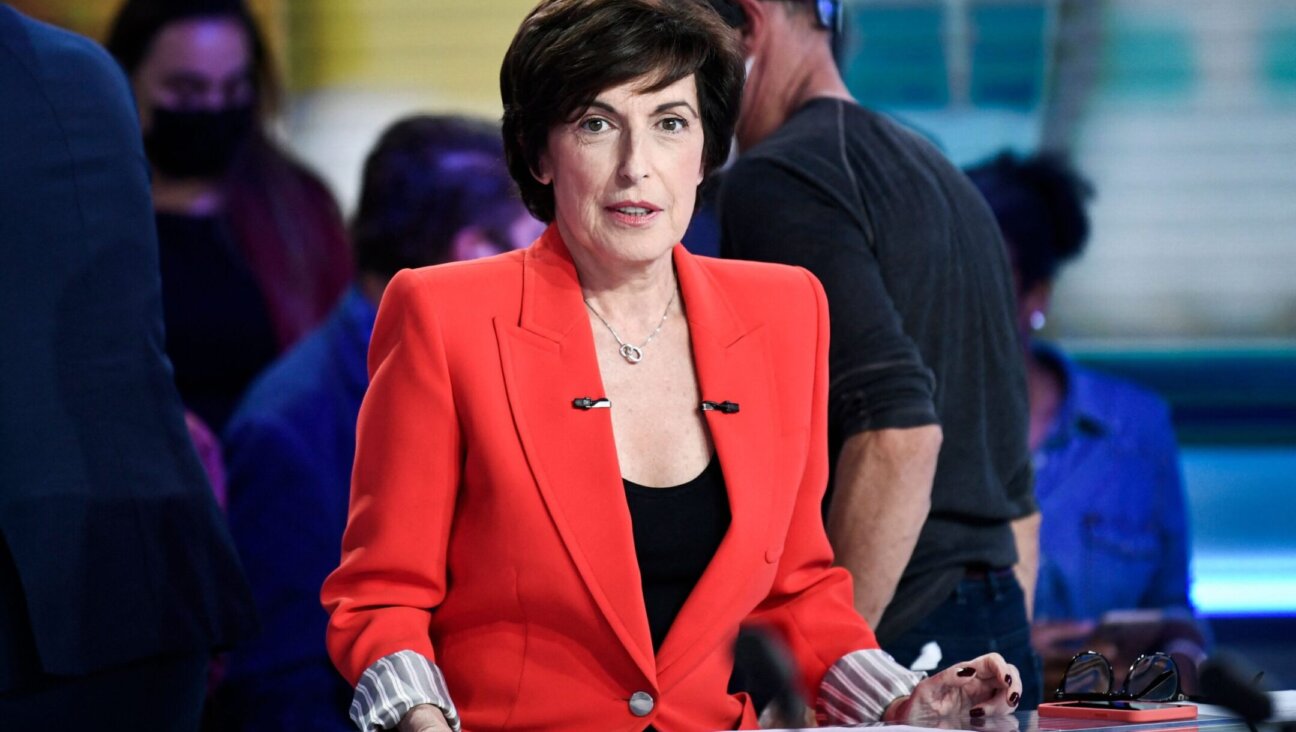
[
  {"xmin": 811, "ymin": 0, "xmax": 842, "ymax": 32},
  {"xmin": 705, "ymin": 0, "xmax": 842, "ymax": 34}
]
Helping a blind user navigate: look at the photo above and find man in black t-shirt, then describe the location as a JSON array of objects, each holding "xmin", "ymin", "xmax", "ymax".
[{"xmin": 706, "ymin": 0, "xmax": 1042, "ymax": 707}]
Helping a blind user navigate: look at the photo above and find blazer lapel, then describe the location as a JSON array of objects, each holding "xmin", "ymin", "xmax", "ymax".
[
  {"xmin": 494, "ymin": 227, "xmax": 656, "ymax": 679},
  {"xmin": 656, "ymin": 246, "xmax": 779, "ymax": 685}
]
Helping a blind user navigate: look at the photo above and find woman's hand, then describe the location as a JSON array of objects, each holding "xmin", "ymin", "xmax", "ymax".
[
  {"xmin": 397, "ymin": 704, "xmax": 452, "ymax": 732},
  {"xmin": 884, "ymin": 653, "xmax": 1022, "ymax": 722}
]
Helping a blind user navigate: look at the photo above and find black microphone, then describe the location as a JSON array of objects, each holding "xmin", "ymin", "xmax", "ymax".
[
  {"xmin": 571, "ymin": 397, "xmax": 611, "ymax": 410},
  {"xmin": 733, "ymin": 626, "xmax": 806, "ymax": 726},
  {"xmin": 1200, "ymin": 652, "xmax": 1272, "ymax": 723},
  {"xmin": 701, "ymin": 400, "xmax": 740, "ymax": 414}
]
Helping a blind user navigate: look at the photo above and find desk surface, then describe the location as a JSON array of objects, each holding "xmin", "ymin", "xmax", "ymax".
[
  {"xmin": 968, "ymin": 709, "xmax": 1242, "ymax": 732},
  {"xmin": 769, "ymin": 708, "xmax": 1251, "ymax": 732}
]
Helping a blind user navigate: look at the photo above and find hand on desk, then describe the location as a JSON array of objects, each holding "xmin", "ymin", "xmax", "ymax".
[
  {"xmin": 885, "ymin": 653, "xmax": 1023, "ymax": 722},
  {"xmin": 398, "ymin": 704, "xmax": 451, "ymax": 732}
]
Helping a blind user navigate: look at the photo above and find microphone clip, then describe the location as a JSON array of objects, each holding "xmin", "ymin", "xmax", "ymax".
[
  {"xmin": 701, "ymin": 400, "xmax": 740, "ymax": 414},
  {"xmin": 572, "ymin": 396, "xmax": 611, "ymax": 410}
]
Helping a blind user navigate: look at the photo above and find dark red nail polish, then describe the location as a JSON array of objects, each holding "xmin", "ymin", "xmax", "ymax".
[
  {"xmin": 957, "ymin": 667, "xmax": 976, "ymax": 677},
  {"xmin": 1009, "ymin": 692, "xmax": 1020, "ymax": 706},
  {"xmin": 1005, "ymin": 674, "xmax": 1013, "ymax": 685},
  {"xmin": 970, "ymin": 708, "xmax": 986, "ymax": 718}
]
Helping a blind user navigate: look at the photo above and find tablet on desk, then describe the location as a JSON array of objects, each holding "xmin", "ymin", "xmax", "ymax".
[{"xmin": 1039, "ymin": 700, "xmax": 1198, "ymax": 722}]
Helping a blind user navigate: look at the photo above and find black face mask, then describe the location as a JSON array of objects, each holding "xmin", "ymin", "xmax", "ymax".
[{"xmin": 144, "ymin": 105, "xmax": 255, "ymax": 179}]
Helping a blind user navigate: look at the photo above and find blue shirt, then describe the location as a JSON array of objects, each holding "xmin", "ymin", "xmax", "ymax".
[
  {"xmin": 219, "ymin": 286, "xmax": 376, "ymax": 730},
  {"xmin": 1032, "ymin": 344, "xmax": 1192, "ymax": 622}
]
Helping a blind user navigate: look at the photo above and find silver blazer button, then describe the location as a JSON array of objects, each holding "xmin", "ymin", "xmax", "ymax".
[{"xmin": 628, "ymin": 691, "xmax": 655, "ymax": 717}]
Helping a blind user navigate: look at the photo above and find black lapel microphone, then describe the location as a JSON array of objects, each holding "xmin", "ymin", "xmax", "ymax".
[
  {"xmin": 701, "ymin": 400, "xmax": 740, "ymax": 414},
  {"xmin": 571, "ymin": 397, "xmax": 611, "ymax": 410}
]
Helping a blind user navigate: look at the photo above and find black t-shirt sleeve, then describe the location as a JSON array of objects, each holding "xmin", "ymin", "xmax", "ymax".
[{"xmin": 718, "ymin": 156, "xmax": 938, "ymax": 438}]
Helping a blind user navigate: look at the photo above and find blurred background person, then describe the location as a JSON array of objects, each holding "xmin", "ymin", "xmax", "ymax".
[
  {"xmin": 215, "ymin": 115, "xmax": 540, "ymax": 731},
  {"xmin": 967, "ymin": 151, "xmax": 1206, "ymax": 695},
  {"xmin": 0, "ymin": 6, "xmax": 256, "ymax": 727},
  {"xmin": 105, "ymin": 0, "xmax": 352, "ymax": 433},
  {"xmin": 708, "ymin": 0, "xmax": 1040, "ymax": 706}
]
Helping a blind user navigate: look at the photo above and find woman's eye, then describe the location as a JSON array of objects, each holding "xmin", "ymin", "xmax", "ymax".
[
  {"xmin": 660, "ymin": 117, "xmax": 688, "ymax": 132},
  {"xmin": 580, "ymin": 118, "xmax": 609, "ymax": 133}
]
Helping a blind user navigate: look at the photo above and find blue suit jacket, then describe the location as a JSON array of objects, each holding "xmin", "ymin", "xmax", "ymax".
[
  {"xmin": 219, "ymin": 288, "xmax": 375, "ymax": 730},
  {"xmin": 0, "ymin": 7, "xmax": 256, "ymax": 690}
]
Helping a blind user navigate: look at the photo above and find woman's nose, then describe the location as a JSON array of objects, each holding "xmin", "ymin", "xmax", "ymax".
[{"xmin": 617, "ymin": 131, "xmax": 649, "ymax": 182}]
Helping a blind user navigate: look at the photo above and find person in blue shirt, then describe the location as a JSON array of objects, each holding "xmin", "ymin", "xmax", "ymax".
[
  {"xmin": 215, "ymin": 115, "xmax": 543, "ymax": 730},
  {"xmin": 967, "ymin": 152, "xmax": 1205, "ymax": 695}
]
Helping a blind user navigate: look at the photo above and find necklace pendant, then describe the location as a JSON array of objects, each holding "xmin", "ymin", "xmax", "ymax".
[{"xmin": 619, "ymin": 343, "xmax": 644, "ymax": 364}]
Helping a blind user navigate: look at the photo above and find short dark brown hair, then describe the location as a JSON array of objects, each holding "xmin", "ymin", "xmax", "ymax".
[{"xmin": 500, "ymin": 0, "xmax": 744, "ymax": 222}]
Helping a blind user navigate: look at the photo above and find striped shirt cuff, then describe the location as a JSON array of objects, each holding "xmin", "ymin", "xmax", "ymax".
[
  {"xmin": 350, "ymin": 650, "xmax": 461, "ymax": 731},
  {"xmin": 816, "ymin": 648, "xmax": 925, "ymax": 725}
]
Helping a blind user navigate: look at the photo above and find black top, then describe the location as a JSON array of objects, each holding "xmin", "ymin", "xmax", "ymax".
[
  {"xmin": 156, "ymin": 212, "xmax": 279, "ymax": 433},
  {"xmin": 624, "ymin": 458, "xmax": 731, "ymax": 652},
  {"xmin": 717, "ymin": 98, "xmax": 1034, "ymax": 641}
]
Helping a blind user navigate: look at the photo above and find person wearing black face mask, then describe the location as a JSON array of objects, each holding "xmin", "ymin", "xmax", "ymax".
[
  {"xmin": 144, "ymin": 104, "xmax": 256, "ymax": 180},
  {"xmin": 106, "ymin": 0, "xmax": 352, "ymax": 435}
]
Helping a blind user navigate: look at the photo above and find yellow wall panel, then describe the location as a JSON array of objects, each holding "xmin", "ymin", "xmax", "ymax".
[
  {"xmin": 9, "ymin": 0, "xmax": 538, "ymax": 114},
  {"xmin": 288, "ymin": 0, "xmax": 538, "ymax": 115}
]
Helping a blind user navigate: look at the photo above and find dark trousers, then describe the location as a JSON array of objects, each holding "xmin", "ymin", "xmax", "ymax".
[
  {"xmin": 883, "ymin": 570, "xmax": 1043, "ymax": 710},
  {"xmin": 0, "ymin": 650, "xmax": 209, "ymax": 730}
]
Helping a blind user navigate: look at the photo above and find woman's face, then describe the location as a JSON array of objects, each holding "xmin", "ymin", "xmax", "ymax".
[
  {"xmin": 537, "ymin": 74, "xmax": 706, "ymax": 270},
  {"xmin": 132, "ymin": 17, "xmax": 254, "ymax": 131}
]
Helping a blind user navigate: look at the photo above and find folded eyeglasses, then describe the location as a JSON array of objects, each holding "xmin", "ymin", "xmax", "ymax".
[{"xmin": 1055, "ymin": 651, "xmax": 1187, "ymax": 703}]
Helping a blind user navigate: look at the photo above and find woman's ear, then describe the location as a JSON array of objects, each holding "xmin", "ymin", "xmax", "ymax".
[
  {"xmin": 1021, "ymin": 281, "xmax": 1054, "ymax": 320},
  {"xmin": 532, "ymin": 152, "xmax": 553, "ymax": 185}
]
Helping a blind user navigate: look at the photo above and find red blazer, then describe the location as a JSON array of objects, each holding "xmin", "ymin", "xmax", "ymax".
[{"xmin": 323, "ymin": 226, "xmax": 877, "ymax": 731}]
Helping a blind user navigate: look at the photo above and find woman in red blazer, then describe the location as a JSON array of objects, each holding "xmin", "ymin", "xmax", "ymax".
[{"xmin": 322, "ymin": 2, "xmax": 1022, "ymax": 730}]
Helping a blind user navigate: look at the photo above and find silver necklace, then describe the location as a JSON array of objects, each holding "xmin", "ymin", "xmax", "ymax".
[{"xmin": 584, "ymin": 287, "xmax": 676, "ymax": 364}]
